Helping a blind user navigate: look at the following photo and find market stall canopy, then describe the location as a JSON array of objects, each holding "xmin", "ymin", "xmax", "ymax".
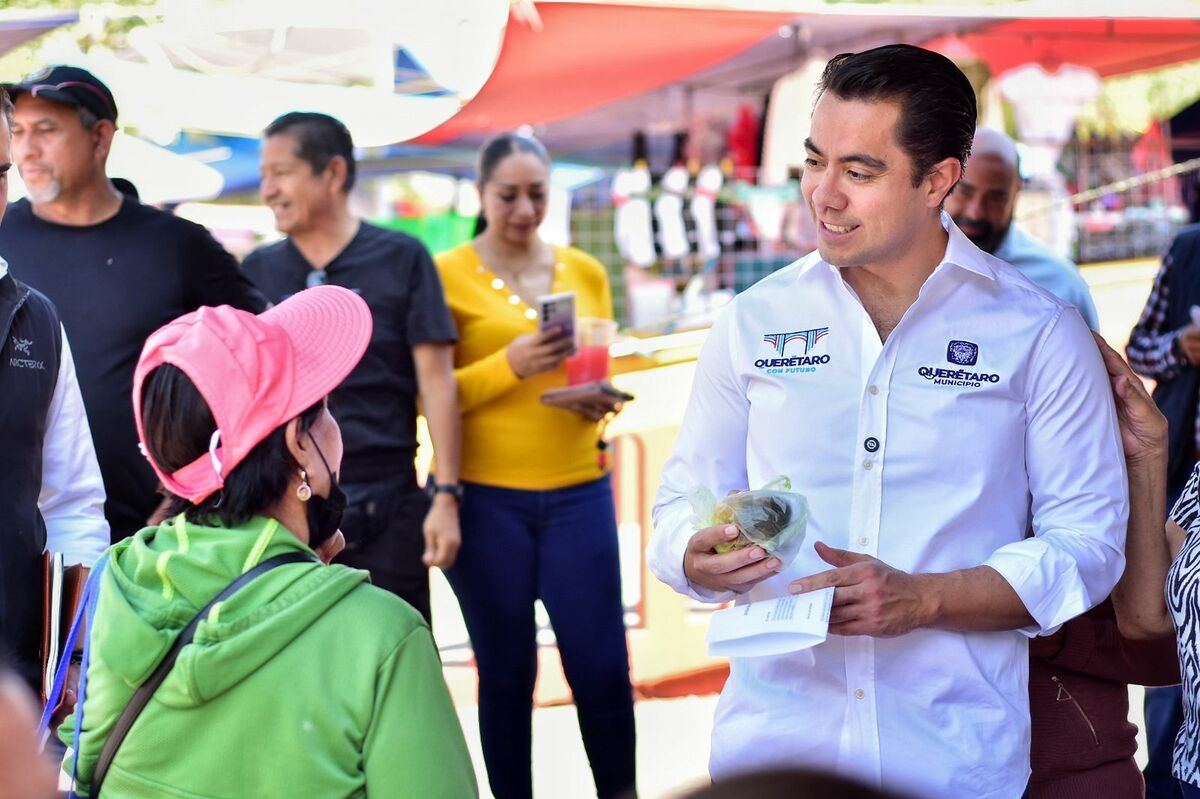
[
  {"xmin": 926, "ymin": 17, "xmax": 1200, "ymax": 79},
  {"xmin": 37, "ymin": 0, "xmax": 507, "ymax": 147},
  {"xmin": 416, "ymin": 3, "xmax": 799, "ymax": 144},
  {"xmin": 417, "ymin": 1, "xmax": 1200, "ymax": 159},
  {"xmin": 0, "ymin": 9, "xmax": 78, "ymax": 57},
  {"xmin": 416, "ymin": 3, "xmax": 997, "ymax": 159}
]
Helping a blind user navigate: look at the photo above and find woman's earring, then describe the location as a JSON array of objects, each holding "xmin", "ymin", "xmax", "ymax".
[{"xmin": 296, "ymin": 469, "xmax": 313, "ymax": 502}]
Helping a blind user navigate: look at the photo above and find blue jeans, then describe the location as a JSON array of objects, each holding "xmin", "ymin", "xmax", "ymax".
[
  {"xmin": 1145, "ymin": 469, "xmax": 1193, "ymax": 799},
  {"xmin": 1146, "ymin": 685, "xmax": 1186, "ymax": 799},
  {"xmin": 446, "ymin": 476, "xmax": 637, "ymax": 799}
]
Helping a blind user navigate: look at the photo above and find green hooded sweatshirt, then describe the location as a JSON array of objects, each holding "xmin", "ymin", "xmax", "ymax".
[{"xmin": 60, "ymin": 515, "xmax": 478, "ymax": 798}]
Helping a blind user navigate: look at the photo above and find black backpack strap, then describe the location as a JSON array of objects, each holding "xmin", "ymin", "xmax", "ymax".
[{"xmin": 89, "ymin": 551, "xmax": 315, "ymax": 796}]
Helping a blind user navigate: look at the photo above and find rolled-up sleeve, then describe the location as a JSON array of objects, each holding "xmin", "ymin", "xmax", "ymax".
[
  {"xmin": 983, "ymin": 308, "xmax": 1129, "ymax": 635},
  {"xmin": 649, "ymin": 307, "xmax": 747, "ymax": 603},
  {"xmin": 40, "ymin": 329, "xmax": 109, "ymax": 565}
]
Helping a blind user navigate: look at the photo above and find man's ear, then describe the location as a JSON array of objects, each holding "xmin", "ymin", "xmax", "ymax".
[
  {"xmin": 284, "ymin": 417, "xmax": 309, "ymax": 471},
  {"xmin": 92, "ymin": 119, "xmax": 116, "ymax": 164},
  {"xmin": 925, "ymin": 156, "xmax": 963, "ymax": 209},
  {"xmin": 325, "ymin": 155, "xmax": 349, "ymax": 195}
]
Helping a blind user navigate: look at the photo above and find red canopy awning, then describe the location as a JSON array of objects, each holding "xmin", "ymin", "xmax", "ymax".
[
  {"xmin": 417, "ymin": 3, "xmax": 796, "ymax": 144},
  {"xmin": 926, "ymin": 18, "xmax": 1200, "ymax": 79}
]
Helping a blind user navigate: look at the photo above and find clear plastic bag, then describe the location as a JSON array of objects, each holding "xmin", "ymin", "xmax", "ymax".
[{"xmin": 688, "ymin": 476, "xmax": 811, "ymax": 568}]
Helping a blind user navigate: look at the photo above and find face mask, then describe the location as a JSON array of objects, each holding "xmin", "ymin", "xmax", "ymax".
[{"xmin": 304, "ymin": 433, "xmax": 345, "ymax": 551}]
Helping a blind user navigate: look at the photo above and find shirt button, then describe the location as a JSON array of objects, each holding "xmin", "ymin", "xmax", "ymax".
[
  {"xmin": 863, "ymin": 460, "xmax": 874, "ymax": 470},
  {"xmin": 864, "ymin": 437, "xmax": 880, "ymax": 453},
  {"xmin": 868, "ymin": 385, "xmax": 880, "ymax": 395},
  {"xmin": 855, "ymin": 689, "xmax": 865, "ymax": 700}
]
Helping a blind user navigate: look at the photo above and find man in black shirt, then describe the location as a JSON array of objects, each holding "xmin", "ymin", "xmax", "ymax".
[
  {"xmin": 0, "ymin": 66, "xmax": 266, "ymax": 541},
  {"xmin": 243, "ymin": 112, "xmax": 461, "ymax": 623}
]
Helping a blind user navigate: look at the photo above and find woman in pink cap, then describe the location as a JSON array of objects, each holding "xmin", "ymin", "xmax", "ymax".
[{"xmin": 53, "ymin": 286, "xmax": 478, "ymax": 797}]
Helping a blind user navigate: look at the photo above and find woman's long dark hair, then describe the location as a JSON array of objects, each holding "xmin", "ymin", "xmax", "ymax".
[
  {"xmin": 473, "ymin": 131, "xmax": 551, "ymax": 235},
  {"xmin": 140, "ymin": 364, "xmax": 323, "ymax": 528}
]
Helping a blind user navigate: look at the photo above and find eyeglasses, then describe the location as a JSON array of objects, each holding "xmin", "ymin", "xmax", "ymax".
[
  {"xmin": 306, "ymin": 269, "xmax": 329, "ymax": 289},
  {"xmin": 28, "ymin": 81, "xmax": 117, "ymax": 120}
]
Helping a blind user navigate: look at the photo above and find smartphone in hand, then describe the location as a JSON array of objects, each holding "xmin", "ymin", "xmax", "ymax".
[{"xmin": 538, "ymin": 291, "xmax": 576, "ymax": 348}]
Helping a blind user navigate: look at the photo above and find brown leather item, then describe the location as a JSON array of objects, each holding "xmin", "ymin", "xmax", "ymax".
[{"xmin": 40, "ymin": 552, "xmax": 86, "ymax": 710}]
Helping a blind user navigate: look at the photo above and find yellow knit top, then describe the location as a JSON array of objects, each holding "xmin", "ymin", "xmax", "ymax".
[{"xmin": 435, "ymin": 242, "xmax": 614, "ymax": 490}]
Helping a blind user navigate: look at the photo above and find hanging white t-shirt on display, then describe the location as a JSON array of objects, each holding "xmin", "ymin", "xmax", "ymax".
[
  {"xmin": 761, "ymin": 57, "xmax": 827, "ymax": 187},
  {"xmin": 612, "ymin": 166, "xmax": 656, "ymax": 268},
  {"xmin": 691, "ymin": 164, "xmax": 723, "ymax": 263},
  {"xmin": 997, "ymin": 63, "xmax": 1101, "ymax": 147},
  {"xmin": 655, "ymin": 165, "xmax": 691, "ymax": 261}
]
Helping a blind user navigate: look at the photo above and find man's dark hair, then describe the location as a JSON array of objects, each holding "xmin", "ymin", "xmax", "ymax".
[
  {"xmin": 817, "ymin": 44, "xmax": 976, "ymax": 194},
  {"xmin": 140, "ymin": 364, "xmax": 323, "ymax": 528},
  {"xmin": 0, "ymin": 87, "xmax": 11, "ymax": 129},
  {"xmin": 473, "ymin": 131, "xmax": 551, "ymax": 235},
  {"xmin": 264, "ymin": 111, "xmax": 356, "ymax": 192}
]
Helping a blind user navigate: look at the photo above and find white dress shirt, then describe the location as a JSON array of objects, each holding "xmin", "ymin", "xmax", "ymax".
[
  {"xmin": 0, "ymin": 257, "xmax": 109, "ymax": 566},
  {"xmin": 649, "ymin": 214, "xmax": 1128, "ymax": 799}
]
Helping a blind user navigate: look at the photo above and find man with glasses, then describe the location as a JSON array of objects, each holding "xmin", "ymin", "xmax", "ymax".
[
  {"xmin": 0, "ymin": 66, "xmax": 266, "ymax": 542},
  {"xmin": 242, "ymin": 112, "xmax": 461, "ymax": 623}
]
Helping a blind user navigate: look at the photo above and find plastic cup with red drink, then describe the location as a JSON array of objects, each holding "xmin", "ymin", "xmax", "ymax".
[{"xmin": 566, "ymin": 317, "xmax": 617, "ymax": 385}]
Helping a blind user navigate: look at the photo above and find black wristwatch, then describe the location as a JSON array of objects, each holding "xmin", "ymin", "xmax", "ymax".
[{"xmin": 430, "ymin": 482, "xmax": 464, "ymax": 505}]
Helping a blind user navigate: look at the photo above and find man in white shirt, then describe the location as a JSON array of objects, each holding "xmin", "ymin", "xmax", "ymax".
[
  {"xmin": 0, "ymin": 85, "xmax": 108, "ymax": 692},
  {"xmin": 649, "ymin": 44, "xmax": 1128, "ymax": 799}
]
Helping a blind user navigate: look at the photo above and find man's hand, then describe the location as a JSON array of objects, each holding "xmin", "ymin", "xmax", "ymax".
[
  {"xmin": 789, "ymin": 541, "xmax": 935, "ymax": 637},
  {"xmin": 422, "ymin": 495, "xmax": 461, "ymax": 569},
  {"xmin": 1092, "ymin": 331, "xmax": 1168, "ymax": 465},
  {"xmin": 683, "ymin": 524, "xmax": 781, "ymax": 593},
  {"xmin": 1179, "ymin": 324, "xmax": 1200, "ymax": 365}
]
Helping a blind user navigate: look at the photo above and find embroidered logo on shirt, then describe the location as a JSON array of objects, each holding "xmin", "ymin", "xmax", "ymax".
[
  {"xmin": 9, "ymin": 336, "xmax": 44, "ymax": 369},
  {"xmin": 762, "ymin": 327, "xmax": 829, "ymax": 356},
  {"xmin": 755, "ymin": 327, "xmax": 831, "ymax": 374},
  {"xmin": 918, "ymin": 366, "xmax": 999, "ymax": 388},
  {"xmin": 946, "ymin": 340, "xmax": 979, "ymax": 366},
  {"xmin": 915, "ymin": 340, "xmax": 999, "ymax": 388}
]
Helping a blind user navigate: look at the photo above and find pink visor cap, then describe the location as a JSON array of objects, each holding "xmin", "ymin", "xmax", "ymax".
[{"xmin": 132, "ymin": 285, "xmax": 373, "ymax": 504}]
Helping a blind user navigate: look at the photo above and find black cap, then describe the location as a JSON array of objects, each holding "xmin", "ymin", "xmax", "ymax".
[{"xmin": 5, "ymin": 65, "xmax": 117, "ymax": 124}]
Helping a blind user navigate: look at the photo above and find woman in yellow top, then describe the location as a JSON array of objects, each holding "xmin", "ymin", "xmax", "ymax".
[{"xmin": 436, "ymin": 132, "xmax": 636, "ymax": 799}]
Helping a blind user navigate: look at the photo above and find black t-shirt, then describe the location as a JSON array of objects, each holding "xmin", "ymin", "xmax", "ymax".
[
  {"xmin": 241, "ymin": 222, "xmax": 456, "ymax": 484},
  {"xmin": 0, "ymin": 197, "xmax": 267, "ymax": 540}
]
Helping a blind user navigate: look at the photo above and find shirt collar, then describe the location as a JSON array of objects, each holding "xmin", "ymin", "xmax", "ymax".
[
  {"xmin": 937, "ymin": 210, "xmax": 997, "ymax": 282},
  {"xmin": 800, "ymin": 211, "xmax": 997, "ymax": 285}
]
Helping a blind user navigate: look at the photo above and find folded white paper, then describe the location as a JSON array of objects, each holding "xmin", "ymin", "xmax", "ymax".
[{"xmin": 706, "ymin": 588, "xmax": 834, "ymax": 658}]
